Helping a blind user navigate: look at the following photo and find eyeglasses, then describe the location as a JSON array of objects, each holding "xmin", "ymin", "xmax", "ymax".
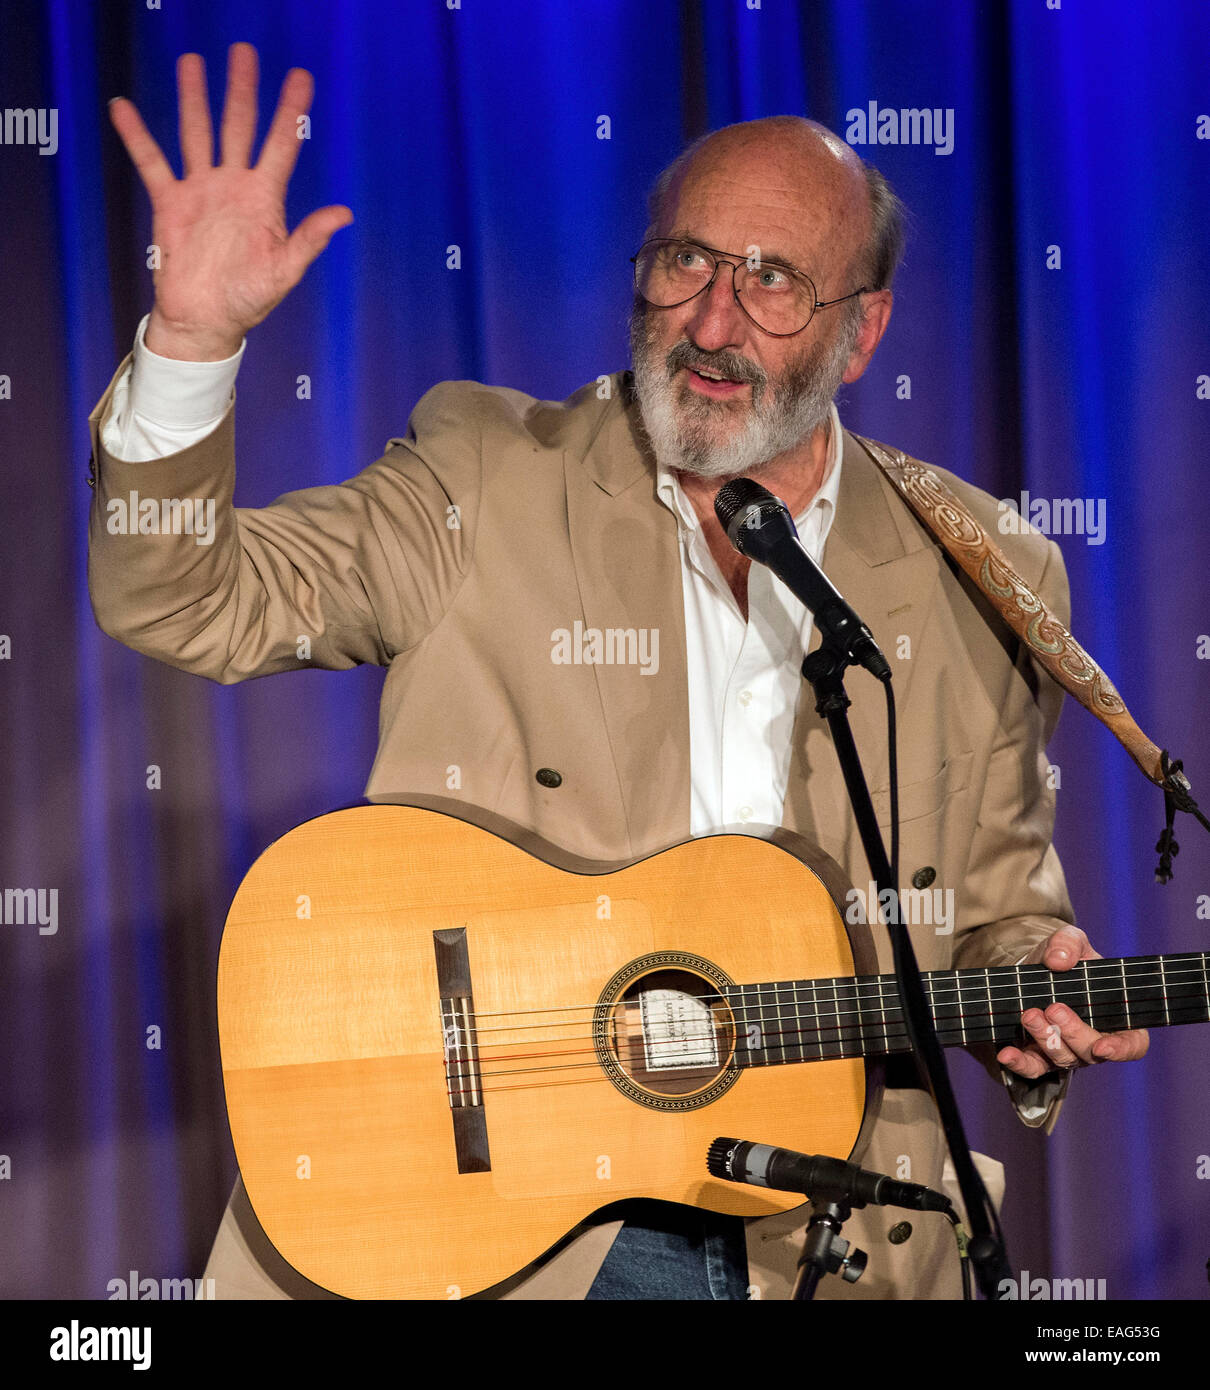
[{"xmin": 630, "ymin": 238, "xmax": 867, "ymax": 337}]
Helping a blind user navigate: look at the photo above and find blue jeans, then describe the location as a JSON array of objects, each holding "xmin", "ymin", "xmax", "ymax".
[{"xmin": 585, "ymin": 1202, "xmax": 750, "ymax": 1300}]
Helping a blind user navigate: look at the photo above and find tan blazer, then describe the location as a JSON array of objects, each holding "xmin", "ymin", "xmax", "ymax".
[{"xmin": 87, "ymin": 362, "xmax": 1075, "ymax": 1300}]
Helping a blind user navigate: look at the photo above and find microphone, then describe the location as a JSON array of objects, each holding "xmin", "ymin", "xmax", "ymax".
[
  {"xmin": 707, "ymin": 1137, "xmax": 953, "ymax": 1213},
  {"xmin": 714, "ymin": 478, "xmax": 891, "ymax": 681}
]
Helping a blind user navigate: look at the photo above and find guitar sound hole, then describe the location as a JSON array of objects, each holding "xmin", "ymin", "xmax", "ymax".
[{"xmin": 608, "ymin": 968, "xmax": 736, "ymax": 1098}]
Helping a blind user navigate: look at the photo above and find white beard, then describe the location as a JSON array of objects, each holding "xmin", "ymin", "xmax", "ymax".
[{"xmin": 629, "ymin": 303, "xmax": 857, "ymax": 479}]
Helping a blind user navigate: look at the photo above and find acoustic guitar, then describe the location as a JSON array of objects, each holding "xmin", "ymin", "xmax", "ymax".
[{"xmin": 217, "ymin": 798, "xmax": 1209, "ymax": 1299}]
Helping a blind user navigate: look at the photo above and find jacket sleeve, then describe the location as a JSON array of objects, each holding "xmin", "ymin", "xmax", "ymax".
[
  {"xmin": 87, "ymin": 360, "xmax": 481, "ymax": 684},
  {"xmin": 950, "ymin": 536, "xmax": 1077, "ymax": 1132}
]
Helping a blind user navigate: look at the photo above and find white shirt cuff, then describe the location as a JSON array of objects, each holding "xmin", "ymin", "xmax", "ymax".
[
  {"xmin": 131, "ymin": 312, "xmax": 245, "ymax": 425},
  {"xmin": 100, "ymin": 314, "xmax": 245, "ymax": 463}
]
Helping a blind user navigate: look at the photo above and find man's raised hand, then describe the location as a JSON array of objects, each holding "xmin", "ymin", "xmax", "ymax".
[{"xmin": 108, "ymin": 42, "xmax": 353, "ymax": 361}]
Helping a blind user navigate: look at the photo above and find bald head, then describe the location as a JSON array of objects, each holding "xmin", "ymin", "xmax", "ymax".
[{"xmin": 646, "ymin": 116, "xmax": 903, "ymax": 293}]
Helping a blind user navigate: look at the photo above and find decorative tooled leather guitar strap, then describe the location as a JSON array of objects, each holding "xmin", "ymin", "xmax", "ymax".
[{"xmin": 855, "ymin": 433, "xmax": 1208, "ymax": 882}]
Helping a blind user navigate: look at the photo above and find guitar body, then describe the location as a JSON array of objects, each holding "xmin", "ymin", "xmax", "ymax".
[{"xmin": 218, "ymin": 799, "xmax": 878, "ymax": 1300}]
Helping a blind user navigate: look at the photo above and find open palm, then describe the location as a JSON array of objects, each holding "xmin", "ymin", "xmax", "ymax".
[{"xmin": 108, "ymin": 42, "xmax": 352, "ymax": 360}]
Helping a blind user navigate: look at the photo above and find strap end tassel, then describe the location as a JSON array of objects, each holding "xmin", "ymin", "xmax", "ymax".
[
  {"xmin": 1155, "ymin": 752, "xmax": 1210, "ymax": 884},
  {"xmin": 1154, "ymin": 826, "xmax": 1179, "ymax": 886}
]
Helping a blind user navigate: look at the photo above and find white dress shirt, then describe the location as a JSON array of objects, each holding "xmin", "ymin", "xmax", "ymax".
[{"xmin": 655, "ymin": 408, "xmax": 843, "ymax": 836}]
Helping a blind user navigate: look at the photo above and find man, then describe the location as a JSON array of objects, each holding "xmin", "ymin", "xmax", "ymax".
[{"xmin": 89, "ymin": 43, "xmax": 1146, "ymax": 1300}]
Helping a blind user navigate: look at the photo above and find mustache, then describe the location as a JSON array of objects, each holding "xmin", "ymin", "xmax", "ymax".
[{"xmin": 664, "ymin": 338, "xmax": 766, "ymax": 389}]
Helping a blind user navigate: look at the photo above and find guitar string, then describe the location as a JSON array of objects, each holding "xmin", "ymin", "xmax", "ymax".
[
  {"xmin": 440, "ymin": 993, "xmax": 1209, "ymax": 1096},
  {"xmin": 438, "ymin": 961, "xmax": 1209, "ymax": 1097},
  {"xmin": 455, "ymin": 977, "xmax": 1210, "ymax": 1077},
  {"xmin": 464, "ymin": 973, "xmax": 1209, "ymax": 1059},
  {"xmin": 466, "ymin": 996, "xmax": 1209, "ymax": 1071},
  {"xmin": 465, "ymin": 957, "xmax": 1208, "ymax": 1025},
  {"xmin": 467, "ymin": 980, "xmax": 1209, "ymax": 1045},
  {"xmin": 447, "ymin": 1000, "xmax": 1210, "ymax": 1098},
  {"xmin": 460, "ymin": 965, "xmax": 1209, "ymax": 1042}
]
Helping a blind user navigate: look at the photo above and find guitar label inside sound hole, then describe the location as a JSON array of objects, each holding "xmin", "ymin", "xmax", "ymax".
[
  {"xmin": 594, "ymin": 955, "xmax": 740, "ymax": 1110},
  {"xmin": 639, "ymin": 988, "xmax": 719, "ymax": 1071}
]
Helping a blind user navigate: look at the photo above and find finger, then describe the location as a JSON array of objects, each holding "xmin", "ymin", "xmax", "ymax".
[
  {"xmin": 1022, "ymin": 1007, "xmax": 1079, "ymax": 1067},
  {"xmin": 1040, "ymin": 924, "xmax": 1097, "ymax": 971},
  {"xmin": 108, "ymin": 97, "xmax": 177, "ymax": 198},
  {"xmin": 281, "ymin": 205, "xmax": 354, "ymax": 285},
  {"xmin": 996, "ymin": 1044, "xmax": 1054, "ymax": 1081},
  {"xmin": 256, "ymin": 68, "xmax": 314, "ymax": 190},
  {"xmin": 220, "ymin": 41, "xmax": 260, "ymax": 167},
  {"xmin": 1044, "ymin": 1003, "xmax": 1113, "ymax": 1066},
  {"xmin": 1090, "ymin": 1028, "xmax": 1150, "ymax": 1063},
  {"xmin": 176, "ymin": 51, "xmax": 213, "ymax": 175}
]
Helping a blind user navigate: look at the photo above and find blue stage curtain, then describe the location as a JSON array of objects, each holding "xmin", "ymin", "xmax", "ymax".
[{"xmin": 1, "ymin": 0, "xmax": 1206, "ymax": 1298}]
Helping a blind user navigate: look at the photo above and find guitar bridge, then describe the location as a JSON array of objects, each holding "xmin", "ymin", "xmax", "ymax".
[{"xmin": 434, "ymin": 928, "xmax": 491, "ymax": 1174}]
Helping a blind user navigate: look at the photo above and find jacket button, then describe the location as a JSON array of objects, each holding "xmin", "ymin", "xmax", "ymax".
[
  {"xmin": 535, "ymin": 768, "xmax": 563, "ymax": 788},
  {"xmin": 888, "ymin": 1221, "xmax": 913, "ymax": 1245},
  {"xmin": 911, "ymin": 866, "xmax": 936, "ymax": 889}
]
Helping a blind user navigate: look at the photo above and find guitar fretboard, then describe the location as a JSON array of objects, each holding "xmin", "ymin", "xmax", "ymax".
[{"xmin": 723, "ymin": 953, "xmax": 1210, "ymax": 1066}]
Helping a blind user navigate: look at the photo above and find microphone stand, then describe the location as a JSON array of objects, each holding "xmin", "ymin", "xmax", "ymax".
[
  {"xmin": 792, "ymin": 1196, "xmax": 868, "ymax": 1300},
  {"xmin": 800, "ymin": 636, "xmax": 1013, "ymax": 1300}
]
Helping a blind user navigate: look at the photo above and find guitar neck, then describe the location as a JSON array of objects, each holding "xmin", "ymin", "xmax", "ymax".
[{"xmin": 725, "ymin": 952, "xmax": 1210, "ymax": 1067}]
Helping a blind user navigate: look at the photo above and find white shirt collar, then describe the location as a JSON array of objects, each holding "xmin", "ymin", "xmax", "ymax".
[{"xmin": 655, "ymin": 402, "xmax": 845, "ymax": 535}]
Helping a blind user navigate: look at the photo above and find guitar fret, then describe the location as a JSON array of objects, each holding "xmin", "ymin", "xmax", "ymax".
[
  {"xmin": 929, "ymin": 970, "xmax": 957, "ymax": 1049},
  {"xmin": 1121, "ymin": 959, "xmax": 1132, "ymax": 1029},
  {"xmin": 775, "ymin": 980, "xmax": 785, "ymax": 1063},
  {"xmin": 1132, "ymin": 957, "xmax": 1162, "ymax": 1030},
  {"xmin": 750, "ymin": 984, "xmax": 764, "ymax": 1066},
  {"xmin": 789, "ymin": 979, "xmax": 800, "ymax": 1064},
  {"xmin": 982, "ymin": 967, "xmax": 993, "ymax": 1046},
  {"xmin": 1058, "ymin": 966, "xmax": 1086, "ymax": 1029},
  {"xmin": 761, "ymin": 978, "xmax": 772, "ymax": 1061},
  {"xmin": 783, "ymin": 980, "xmax": 793, "ymax": 1063},
  {"xmin": 852, "ymin": 977, "xmax": 868, "ymax": 1057},
  {"xmin": 888, "ymin": 977, "xmax": 906, "ymax": 1053},
  {"xmin": 774, "ymin": 980, "xmax": 783, "ymax": 1063},
  {"xmin": 958, "ymin": 969, "xmax": 968, "ymax": 1046},
  {"xmin": 833, "ymin": 973, "xmax": 844, "ymax": 1056},
  {"xmin": 786, "ymin": 979, "xmax": 797, "ymax": 1062}
]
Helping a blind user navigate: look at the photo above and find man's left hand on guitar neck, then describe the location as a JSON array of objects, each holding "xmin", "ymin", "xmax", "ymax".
[{"xmin": 997, "ymin": 924, "xmax": 1151, "ymax": 1078}]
